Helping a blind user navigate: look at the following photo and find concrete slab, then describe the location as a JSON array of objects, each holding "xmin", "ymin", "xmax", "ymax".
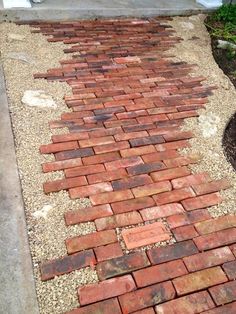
[
  {"xmin": 0, "ymin": 0, "xmax": 213, "ymax": 21},
  {"xmin": 0, "ymin": 64, "xmax": 39, "ymax": 314}
]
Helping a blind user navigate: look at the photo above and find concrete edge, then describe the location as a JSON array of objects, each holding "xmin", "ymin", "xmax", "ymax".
[
  {"xmin": 0, "ymin": 8, "xmax": 214, "ymax": 22},
  {"xmin": 0, "ymin": 64, "xmax": 39, "ymax": 314}
]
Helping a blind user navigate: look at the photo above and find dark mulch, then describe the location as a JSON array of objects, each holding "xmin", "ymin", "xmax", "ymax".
[{"xmin": 223, "ymin": 113, "xmax": 236, "ymax": 170}]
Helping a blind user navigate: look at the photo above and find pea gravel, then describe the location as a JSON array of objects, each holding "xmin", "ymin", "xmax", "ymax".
[{"xmin": 0, "ymin": 15, "xmax": 236, "ymax": 314}]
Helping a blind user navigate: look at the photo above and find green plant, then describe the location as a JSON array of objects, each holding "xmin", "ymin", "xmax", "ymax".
[{"xmin": 214, "ymin": 3, "xmax": 236, "ymax": 24}]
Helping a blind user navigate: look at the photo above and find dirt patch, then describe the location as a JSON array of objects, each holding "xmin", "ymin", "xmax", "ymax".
[{"xmin": 223, "ymin": 113, "xmax": 236, "ymax": 170}]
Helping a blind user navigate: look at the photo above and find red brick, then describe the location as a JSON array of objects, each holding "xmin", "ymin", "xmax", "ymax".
[
  {"xmin": 142, "ymin": 150, "xmax": 180, "ymax": 163},
  {"xmin": 42, "ymin": 157, "xmax": 82, "ymax": 173},
  {"xmin": 137, "ymin": 114, "xmax": 168, "ymax": 124},
  {"xmin": 64, "ymin": 204, "xmax": 113, "ymax": 225},
  {"xmin": 43, "ymin": 176, "xmax": 87, "ymax": 193},
  {"xmin": 202, "ymin": 302, "xmax": 236, "ymax": 314},
  {"xmin": 55, "ymin": 148, "xmax": 94, "ymax": 161},
  {"xmin": 89, "ymin": 126, "xmax": 123, "ymax": 138},
  {"xmin": 40, "ymin": 249, "xmax": 96, "ymax": 281},
  {"xmin": 114, "ymin": 131, "xmax": 148, "ymax": 141},
  {"xmin": 112, "ymin": 174, "xmax": 152, "ymax": 190},
  {"xmin": 118, "ymin": 281, "xmax": 175, "ymax": 313},
  {"xmin": 194, "ymin": 228, "xmax": 236, "ymax": 251},
  {"xmin": 79, "ymin": 136, "xmax": 114, "ymax": 148},
  {"xmin": 133, "ymin": 259, "xmax": 187, "ymax": 287},
  {"xmin": 230, "ymin": 243, "xmax": 236, "ymax": 257},
  {"xmin": 195, "ymin": 215, "xmax": 236, "ymax": 235},
  {"xmin": 88, "ymin": 168, "xmax": 127, "ymax": 184},
  {"xmin": 95, "ymin": 211, "xmax": 142, "ymax": 231},
  {"xmin": 163, "ymin": 131, "xmax": 193, "ymax": 142},
  {"xmin": 192, "ymin": 179, "xmax": 231, "ymax": 196},
  {"xmin": 122, "ymin": 222, "xmax": 171, "ymax": 249},
  {"xmin": 78, "ymin": 275, "xmax": 136, "ymax": 305},
  {"xmin": 116, "ymin": 109, "xmax": 147, "ymax": 120},
  {"xmin": 173, "ymin": 225, "xmax": 199, "ymax": 241},
  {"xmin": 65, "ymin": 93, "xmax": 96, "ymax": 100},
  {"xmin": 182, "ymin": 192, "xmax": 222, "ymax": 211},
  {"xmin": 187, "ymin": 208, "xmax": 211, "ymax": 223},
  {"xmin": 172, "ymin": 173, "xmax": 210, "ymax": 189},
  {"xmin": 120, "ymin": 145, "xmax": 156, "ymax": 158},
  {"xmin": 173, "ymin": 266, "xmax": 227, "ymax": 296},
  {"xmin": 82, "ymin": 152, "xmax": 120, "ymax": 165},
  {"xmin": 167, "ymin": 213, "xmax": 191, "ymax": 229},
  {"xmin": 65, "ymin": 298, "xmax": 122, "ymax": 314},
  {"xmin": 183, "ymin": 246, "xmax": 235, "ymax": 272},
  {"xmin": 66, "ymin": 230, "xmax": 117, "ymax": 254},
  {"xmin": 114, "ymin": 92, "xmax": 142, "ymax": 101},
  {"xmin": 132, "ymin": 309, "xmax": 155, "ymax": 314},
  {"xmin": 155, "ymin": 291, "xmax": 215, "ymax": 314},
  {"xmin": 94, "ymin": 141, "xmax": 130, "ymax": 154},
  {"xmin": 112, "ymin": 196, "xmax": 155, "ymax": 214},
  {"xmin": 147, "ymin": 106, "xmax": 177, "ymax": 114},
  {"xmin": 127, "ymin": 162, "xmax": 166, "ymax": 176},
  {"xmin": 69, "ymin": 182, "xmax": 112, "ymax": 199},
  {"xmin": 151, "ymin": 166, "xmax": 191, "ymax": 182},
  {"xmin": 163, "ymin": 154, "xmax": 200, "ymax": 168},
  {"xmin": 97, "ymin": 252, "xmax": 150, "ymax": 280},
  {"xmin": 155, "ymin": 139, "xmax": 190, "ymax": 151},
  {"xmin": 115, "ymin": 56, "xmax": 141, "ymax": 64},
  {"xmin": 61, "ymin": 111, "xmax": 94, "ymax": 120},
  {"xmin": 65, "ymin": 164, "xmax": 105, "ymax": 177},
  {"xmin": 52, "ymin": 132, "xmax": 89, "ymax": 143},
  {"xmin": 209, "ymin": 281, "xmax": 236, "ymax": 305},
  {"xmin": 129, "ymin": 135, "xmax": 165, "ymax": 147},
  {"xmin": 132, "ymin": 181, "xmax": 172, "ymax": 198},
  {"xmin": 167, "ymin": 110, "xmax": 198, "ymax": 120},
  {"xmin": 140, "ymin": 203, "xmax": 184, "ymax": 221},
  {"xmin": 94, "ymin": 243, "xmax": 123, "ymax": 262},
  {"xmin": 222, "ymin": 260, "xmax": 236, "ymax": 280},
  {"xmin": 40, "ymin": 141, "xmax": 78, "ymax": 154},
  {"xmin": 148, "ymin": 240, "xmax": 198, "ymax": 265},
  {"xmin": 154, "ymin": 187, "xmax": 195, "ymax": 205},
  {"xmin": 90, "ymin": 189, "xmax": 134, "ymax": 205},
  {"xmin": 105, "ymin": 156, "xmax": 144, "ymax": 171}
]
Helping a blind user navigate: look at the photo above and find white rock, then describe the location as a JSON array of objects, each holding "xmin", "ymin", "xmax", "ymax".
[
  {"xmin": 22, "ymin": 90, "xmax": 57, "ymax": 109},
  {"xmin": 217, "ymin": 40, "xmax": 236, "ymax": 50},
  {"xmin": 7, "ymin": 33, "xmax": 26, "ymax": 42},
  {"xmin": 6, "ymin": 52, "xmax": 35, "ymax": 64},
  {"xmin": 198, "ymin": 113, "xmax": 220, "ymax": 138},
  {"xmin": 32, "ymin": 205, "xmax": 54, "ymax": 219},
  {"xmin": 180, "ymin": 22, "xmax": 194, "ymax": 30}
]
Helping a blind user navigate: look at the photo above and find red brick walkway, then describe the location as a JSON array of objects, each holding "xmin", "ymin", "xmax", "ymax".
[{"xmin": 27, "ymin": 18, "xmax": 236, "ymax": 313}]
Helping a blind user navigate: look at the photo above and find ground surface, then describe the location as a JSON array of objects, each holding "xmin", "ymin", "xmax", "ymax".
[{"xmin": 1, "ymin": 15, "xmax": 236, "ymax": 314}]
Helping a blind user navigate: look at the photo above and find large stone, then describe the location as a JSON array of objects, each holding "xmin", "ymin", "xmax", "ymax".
[
  {"xmin": 6, "ymin": 52, "xmax": 35, "ymax": 64},
  {"xmin": 22, "ymin": 90, "xmax": 57, "ymax": 109},
  {"xmin": 198, "ymin": 112, "xmax": 220, "ymax": 138}
]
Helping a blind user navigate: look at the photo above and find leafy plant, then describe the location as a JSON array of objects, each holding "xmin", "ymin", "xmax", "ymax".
[{"xmin": 214, "ymin": 3, "xmax": 236, "ymax": 24}]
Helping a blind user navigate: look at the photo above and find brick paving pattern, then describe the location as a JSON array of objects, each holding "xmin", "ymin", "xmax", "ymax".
[{"xmin": 24, "ymin": 18, "xmax": 236, "ymax": 313}]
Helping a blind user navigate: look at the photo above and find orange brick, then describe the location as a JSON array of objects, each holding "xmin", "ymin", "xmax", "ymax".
[
  {"xmin": 94, "ymin": 243, "xmax": 123, "ymax": 262},
  {"xmin": 154, "ymin": 187, "xmax": 195, "ymax": 205},
  {"xmin": 192, "ymin": 179, "xmax": 231, "ymax": 196},
  {"xmin": 66, "ymin": 230, "xmax": 117, "ymax": 254},
  {"xmin": 79, "ymin": 136, "xmax": 114, "ymax": 148},
  {"xmin": 65, "ymin": 164, "xmax": 105, "ymax": 177},
  {"xmin": 69, "ymin": 182, "xmax": 112, "ymax": 198},
  {"xmin": 90, "ymin": 189, "xmax": 134, "ymax": 205},
  {"xmin": 173, "ymin": 267, "xmax": 227, "ymax": 296},
  {"xmin": 140, "ymin": 203, "xmax": 184, "ymax": 221},
  {"xmin": 171, "ymin": 173, "xmax": 210, "ymax": 189},
  {"xmin": 43, "ymin": 176, "xmax": 87, "ymax": 193},
  {"xmin": 132, "ymin": 181, "xmax": 172, "ymax": 198},
  {"xmin": 182, "ymin": 192, "xmax": 222, "ymax": 211},
  {"xmin": 42, "ymin": 157, "xmax": 82, "ymax": 173},
  {"xmin": 151, "ymin": 166, "xmax": 190, "ymax": 182},
  {"xmin": 40, "ymin": 141, "xmax": 78, "ymax": 154},
  {"xmin": 78, "ymin": 275, "xmax": 136, "ymax": 305},
  {"xmin": 163, "ymin": 154, "xmax": 200, "ymax": 168},
  {"xmin": 64, "ymin": 204, "xmax": 113, "ymax": 225},
  {"xmin": 122, "ymin": 222, "xmax": 171, "ymax": 249},
  {"xmin": 112, "ymin": 196, "xmax": 155, "ymax": 214}
]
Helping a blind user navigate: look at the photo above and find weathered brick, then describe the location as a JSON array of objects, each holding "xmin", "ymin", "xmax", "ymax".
[
  {"xmin": 127, "ymin": 162, "xmax": 165, "ymax": 176},
  {"xmin": 66, "ymin": 230, "xmax": 117, "ymax": 254},
  {"xmin": 65, "ymin": 164, "xmax": 105, "ymax": 177},
  {"xmin": 40, "ymin": 141, "xmax": 78, "ymax": 154},
  {"xmin": 122, "ymin": 222, "xmax": 171, "ymax": 249},
  {"xmin": 129, "ymin": 135, "xmax": 165, "ymax": 147},
  {"xmin": 173, "ymin": 225, "xmax": 199, "ymax": 241},
  {"xmin": 187, "ymin": 208, "xmax": 212, "ymax": 223},
  {"xmin": 42, "ymin": 157, "xmax": 82, "ymax": 173},
  {"xmin": 148, "ymin": 240, "xmax": 198, "ymax": 265},
  {"xmin": 120, "ymin": 145, "xmax": 156, "ymax": 158},
  {"xmin": 163, "ymin": 154, "xmax": 200, "ymax": 168},
  {"xmin": 167, "ymin": 110, "xmax": 198, "ymax": 120},
  {"xmin": 155, "ymin": 140, "xmax": 190, "ymax": 152},
  {"xmin": 151, "ymin": 166, "xmax": 190, "ymax": 182},
  {"xmin": 112, "ymin": 196, "xmax": 155, "ymax": 214},
  {"xmin": 94, "ymin": 243, "xmax": 123, "ymax": 262},
  {"xmin": 183, "ymin": 246, "xmax": 235, "ymax": 272},
  {"xmin": 114, "ymin": 131, "xmax": 148, "ymax": 141},
  {"xmin": 182, "ymin": 192, "xmax": 222, "ymax": 211},
  {"xmin": 88, "ymin": 168, "xmax": 127, "ymax": 184},
  {"xmin": 133, "ymin": 259, "xmax": 187, "ymax": 287},
  {"xmin": 105, "ymin": 156, "xmax": 143, "ymax": 171},
  {"xmin": 79, "ymin": 136, "xmax": 114, "ymax": 148},
  {"xmin": 155, "ymin": 291, "xmax": 215, "ymax": 314},
  {"xmin": 132, "ymin": 181, "xmax": 172, "ymax": 198},
  {"xmin": 64, "ymin": 204, "xmax": 113, "ymax": 225},
  {"xmin": 82, "ymin": 151, "xmax": 120, "ymax": 165},
  {"xmin": 173, "ymin": 266, "xmax": 227, "ymax": 296},
  {"xmin": 43, "ymin": 176, "xmax": 87, "ymax": 193},
  {"xmin": 202, "ymin": 302, "xmax": 236, "ymax": 314},
  {"xmin": 195, "ymin": 215, "xmax": 236, "ymax": 235},
  {"xmin": 95, "ymin": 211, "xmax": 142, "ymax": 231},
  {"xmin": 78, "ymin": 275, "xmax": 136, "ymax": 305},
  {"xmin": 223, "ymin": 260, "xmax": 236, "ymax": 280},
  {"xmin": 209, "ymin": 281, "xmax": 236, "ymax": 305},
  {"xmin": 154, "ymin": 187, "xmax": 195, "ymax": 205},
  {"xmin": 52, "ymin": 132, "xmax": 89, "ymax": 143},
  {"xmin": 137, "ymin": 114, "xmax": 168, "ymax": 124},
  {"xmin": 97, "ymin": 252, "xmax": 150, "ymax": 280},
  {"xmin": 118, "ymin": 281, "xmax": 175, "ymax": 313},
  {"xmin": 142, "ymin": 150, "xmax": 179, "ymax": 163},
  {"xmin": 171, "ymin": 173, "xmax": 210, "ymax": 189},
  {"xmin": 69, "ymin": 182, "xmax": 113, "ymax": 199},
  {"xmin": 55, "ymin": 148, "xmax": 94, "ymax": 161},
  {"xmin": 65, "ymin": 298, "xmax": 122, "ymax": 314},
  {"xmin": 94, "ymin": 141, "xmax": 130, "ymax": 154},
  {"xmin": 132, "ymin": 309, "xmax": 155, "ymax": 314},
  {"xmin": 112, "ymin": 174, "xmax": 152, "ymax": 190},
  {"xmin": 40, "ymin": 249, "xmax": 96, "ymax": 281},
  {"xmin": 90, "ymin": 189, "xmax": 134, "ymax": 205},
  {"xmin": 192, "ymin": 179, "xmax": 231, "ymax": 196},
  {"xmin": 140, "ymin": 203, "xmax": 184, "ymax": 221},
  {"xmin": 166, "ymin": 213, "xmax": 191, "ymax": 229},
  {"xmin": 163, "ymin": 131, "xmax": 193, "ymax": 142}
]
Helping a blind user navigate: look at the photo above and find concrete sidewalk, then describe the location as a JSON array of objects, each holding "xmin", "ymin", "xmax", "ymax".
[{"xmin": 0, "ymin": 0, "xmax": 210, "ymax": 21}]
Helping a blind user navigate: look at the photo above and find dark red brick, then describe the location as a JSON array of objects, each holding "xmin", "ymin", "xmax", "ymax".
[
  {"xmin": 112, "ymin": 196, "xmax": 155, "ymax": 214},
  {"xmin": 223, "ymin": 260, "xmax": 236, "ymax": 280},
  {"xmin": 209, "ymin": 281, "xmax": 236, "ymax": 305}
]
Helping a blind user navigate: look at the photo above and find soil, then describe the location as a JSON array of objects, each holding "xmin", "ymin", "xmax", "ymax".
[{"xmin": 223, "ymin": 113, "xmax": 236, "ymax": 170}]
